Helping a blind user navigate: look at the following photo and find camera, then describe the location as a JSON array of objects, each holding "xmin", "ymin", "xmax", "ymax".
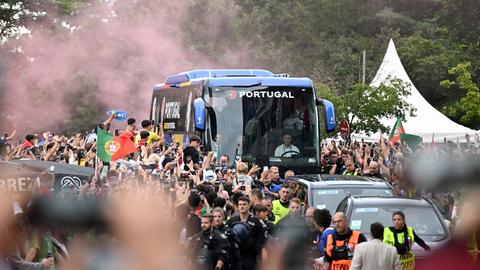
[
  {"xmin": 221, "ymin": 165, "xmax": 228, "ymax": 175},
  {"xmin": 180, "ymin": 171, "xmax": 191, "ymax": 179}
]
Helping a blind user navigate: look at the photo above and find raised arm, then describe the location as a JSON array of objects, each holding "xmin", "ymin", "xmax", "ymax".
[{"xmin": 6, "ymin": 128, "xmax": 16, "ymax": 140}]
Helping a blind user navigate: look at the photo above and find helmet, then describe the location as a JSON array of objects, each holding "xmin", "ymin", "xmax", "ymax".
[{"xmin": 232, "ymin": 223, "xmax": 250, "ymax": 243}]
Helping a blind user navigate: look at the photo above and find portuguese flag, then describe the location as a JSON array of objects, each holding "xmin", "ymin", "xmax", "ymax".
[
  {"xmin": 389, "ymin": 117, "xmax": 405, "ymax": 143},
  {"xmin": 96, "ymin": 128, "xmax": 137, "ymax": 162}
]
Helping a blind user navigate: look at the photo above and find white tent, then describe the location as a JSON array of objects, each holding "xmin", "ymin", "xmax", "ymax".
[{"xmin": 352, "ymin": 39, "xmax": 478, "ymax": 143}]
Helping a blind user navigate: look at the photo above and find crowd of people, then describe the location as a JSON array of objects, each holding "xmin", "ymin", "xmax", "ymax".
[{"xmin": 0, "ymin": 114, "xmax": 479, "ymax": 270}]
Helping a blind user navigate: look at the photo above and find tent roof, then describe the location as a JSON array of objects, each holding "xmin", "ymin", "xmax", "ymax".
[{"xmin": 355, "ymin": 39, "xmax": 478, "ymax": 142}]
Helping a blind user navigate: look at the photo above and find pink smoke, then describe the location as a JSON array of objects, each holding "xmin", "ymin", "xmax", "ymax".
[{"xmin": 1, "ymin": 0, "xmax": 229, "ymax": 136}]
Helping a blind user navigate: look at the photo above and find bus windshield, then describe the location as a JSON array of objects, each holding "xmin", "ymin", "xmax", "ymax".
[{"xmin": 207, "ymin": 86, "xmax": 319, "ymax": 170}]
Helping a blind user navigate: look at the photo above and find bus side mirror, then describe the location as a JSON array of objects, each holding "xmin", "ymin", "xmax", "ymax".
[
  {"xmin": 194, "ymin": 98, "xmax": 206, "ymax": 131},
  {"xmin": 319, "ymin": 99, "xmax": 336, "ymax": 133}
]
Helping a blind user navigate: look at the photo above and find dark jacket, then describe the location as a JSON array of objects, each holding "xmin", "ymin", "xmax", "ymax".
[
  {"xmin": 226, "ymin": 214, "xmax": 267, "ymax": 257},
  {"xmin": 188, "ymin": 229, "xmax": 230, "ymax": 270}
]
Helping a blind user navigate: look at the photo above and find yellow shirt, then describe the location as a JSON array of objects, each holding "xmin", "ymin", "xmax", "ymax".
[{"xmin": 135, "ymin": 130, "xmax": 160, "ymax": 145}]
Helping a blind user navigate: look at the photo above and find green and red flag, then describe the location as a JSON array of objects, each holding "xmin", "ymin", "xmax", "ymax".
[
  {"xmin": 96, "ymin": 128, "xmax": 137, "ymax": 162},
  {"xmin": 389, "ymin": 117, "xmax": 405, "ymax": 143},
  {"xmin": 400, "ymin": 133, "xmax": 422, "ymax": 151}
]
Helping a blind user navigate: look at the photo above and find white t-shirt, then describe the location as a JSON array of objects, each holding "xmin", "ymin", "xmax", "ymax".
[
  {"xmin": 274, "ymin": 144, "xmax": 300, "ymax": 157},
  {"xmin": 85, "ymin": 132, "xmax": 97, "ymax": 144}
]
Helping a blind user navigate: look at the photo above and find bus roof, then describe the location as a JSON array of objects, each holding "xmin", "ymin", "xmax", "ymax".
[
  {"xmin": 154, "ymin": 69, "xmax": 312, "ymax": 90},
  {"xmin": 207, "ymin": 77, "xmax": 313, "ymax": 88},
  {"xmin": 164, "ymin": 69, "xmax": 275, "ymax": 85},
  {"xmin": 154, "ymin": 76, "xmax": 314, "ymax": 91}
]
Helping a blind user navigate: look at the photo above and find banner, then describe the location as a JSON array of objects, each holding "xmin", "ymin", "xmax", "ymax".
[
  {"xmin": 53, "ymin": 174, "xmax": 89, "ymax": 199},
  {"xmin": 0, "ymin": 174, "xmax": 41, "ymax": 193}
]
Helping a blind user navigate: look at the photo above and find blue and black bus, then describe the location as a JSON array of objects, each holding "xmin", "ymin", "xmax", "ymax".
[{"xmin": 150, "ymin": 69, "xmax": 335, "ymax": 173}]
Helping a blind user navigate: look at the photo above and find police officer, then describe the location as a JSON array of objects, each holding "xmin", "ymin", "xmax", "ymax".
[
  {"xmin": 252, "ymin": 204, "xmax": 277, "ymax": 238},
  {"xmin": 324, "ymin": 212, "xmax": 367, "ymax": 270},
  {"xmin": 227, "ymin": 196, "xmax": 267, "ymax": 270},
  {"xmin": 188, "ymin": 214, "xmax": 230, "ymax": 270},
  {"xmin": 212, "ymin": 207, "xmax": 242, "ymax": 270},
  {"xmin": 384, "ymin": 211, "xmax": 430, "ymax": 270}
]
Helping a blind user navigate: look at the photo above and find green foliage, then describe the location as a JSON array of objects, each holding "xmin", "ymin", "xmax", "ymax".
[
  {"xmin": 396, "ymin": 35, "xmax": 465, "ymax": 107},
  {"xmin": 179, "ymin": 0, "xmax": 479, "ymax": 133},
  {"xmin": 182, "ymin": 0, "xmax": 239, "ymax": 60},
  {"xmin": 344, "ymin": 80, "xmax": 415, "ymax": 135},
  {"xmin": 438, "ymin": 0, "xmax": 480, "ymax": 44},
  {"xmin": 441, "ymin": 63, "xmax": 480, "ymax": 129},
  {"xmin": 0, "ymin": 0, "xmax": 85, "ymax": 38},
  {"xmin": 0, "ymin": 0, "xmax": 44, "ymax": 38},
  {"xmin": 62, "ymin": 76, "xmax": 106, "ymax": 135},
  {"xmin": 51, "ymin": 0, "xmax": 86, "ymax": 14}
]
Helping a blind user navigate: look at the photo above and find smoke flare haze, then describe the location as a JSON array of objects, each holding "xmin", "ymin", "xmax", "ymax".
[{"xmin": 0, "ymin": 0, "xmax": 239, "ymax": 135}]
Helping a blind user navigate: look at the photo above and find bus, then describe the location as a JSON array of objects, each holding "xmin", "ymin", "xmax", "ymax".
[{"xmin": 150, "ymin": 69, "xmax": 336, "ymax": 174}]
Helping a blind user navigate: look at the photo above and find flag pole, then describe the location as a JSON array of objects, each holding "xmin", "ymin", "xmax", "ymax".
[
  {"xmin": 94, "ymin": 127, "xmax": 98, "ymax": 178},
  {"xmin": 94, "ymin": 149, "xmax": 98, "ymax": 178}
]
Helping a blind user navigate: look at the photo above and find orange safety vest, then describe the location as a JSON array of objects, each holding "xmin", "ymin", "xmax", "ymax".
[{"xmin": 326, "ymin": 230, "xmax": 361, "ymax": 270}]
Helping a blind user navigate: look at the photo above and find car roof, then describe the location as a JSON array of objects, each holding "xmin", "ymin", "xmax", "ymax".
[
  {"xmin": 287, "ymin": 174, "xmax": 392, "ymax": 188},
  {"xmin": 347, "ymin": 197, "xmax": 432, "ymax": 207}
]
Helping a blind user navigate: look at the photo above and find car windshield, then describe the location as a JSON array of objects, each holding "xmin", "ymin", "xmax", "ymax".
[
  {"xmin": 207, "ymin": 86, "xmax": 318, "ymax": 167},
  {"xmin": 349, "ymin": 205, "xmax": 448, "ymax": 242},
  {"xmin": 312, "ymin": 187, "xmax": 394, "ymax": 212}
]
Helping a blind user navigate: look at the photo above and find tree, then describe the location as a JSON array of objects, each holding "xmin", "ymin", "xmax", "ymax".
[
  {"xmin": 344, "ymin": 79, "xmax": 415, "ymax": 135},
  {"xmin": 438, "ymin": 0, "xmax": 480, "ymax": 45},
  {"xmin": 396, "ymin": 35, "xmax": 463, "ymax": 108},
  {"xmin": 0, "ymin": 0, "xmax": 43, "ymax": 38},
  {"xmin": 62, "ymin": 75, "xmax": 106, "ymax": 135},
  {"xmin": 441, "ymin": 63, "xmax": 480, "ymax": 129}
]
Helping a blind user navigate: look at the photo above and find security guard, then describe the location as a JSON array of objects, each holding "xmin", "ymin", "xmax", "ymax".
[
  {"xmin": 188, "ymin": 214, "xmax": 230, "ymax": 270},
  {"xmin": 272, "ymin": 185, "xmax": 291, "ymax": 224},
  {"xmin": 227, "ymin": 196, "xmax": 267, "ymax": 270},
  {"xmin": 325, "ymin": 212, "xmax": 367, "ymax": 270},
  {"xmin": 384, "ymin": 211, "xmax": 430, "ymax": 270},
  {"xmin": 342, "ymin": 159, "xmax": 359, "ymax": 176}
]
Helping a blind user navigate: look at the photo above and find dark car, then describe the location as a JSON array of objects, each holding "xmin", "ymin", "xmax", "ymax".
[
  {"xmin": 284, "ymin": 174, "xmax": 396, "ymax": 213},
  {"xmin": 336, "ymin": 196, "xmax": 450, "ymax": 258}
]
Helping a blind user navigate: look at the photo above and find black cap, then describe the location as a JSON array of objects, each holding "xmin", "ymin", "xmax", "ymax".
[{"xmin": 190, "ymin": 135, "xmax": 201, "ymax": 142}]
